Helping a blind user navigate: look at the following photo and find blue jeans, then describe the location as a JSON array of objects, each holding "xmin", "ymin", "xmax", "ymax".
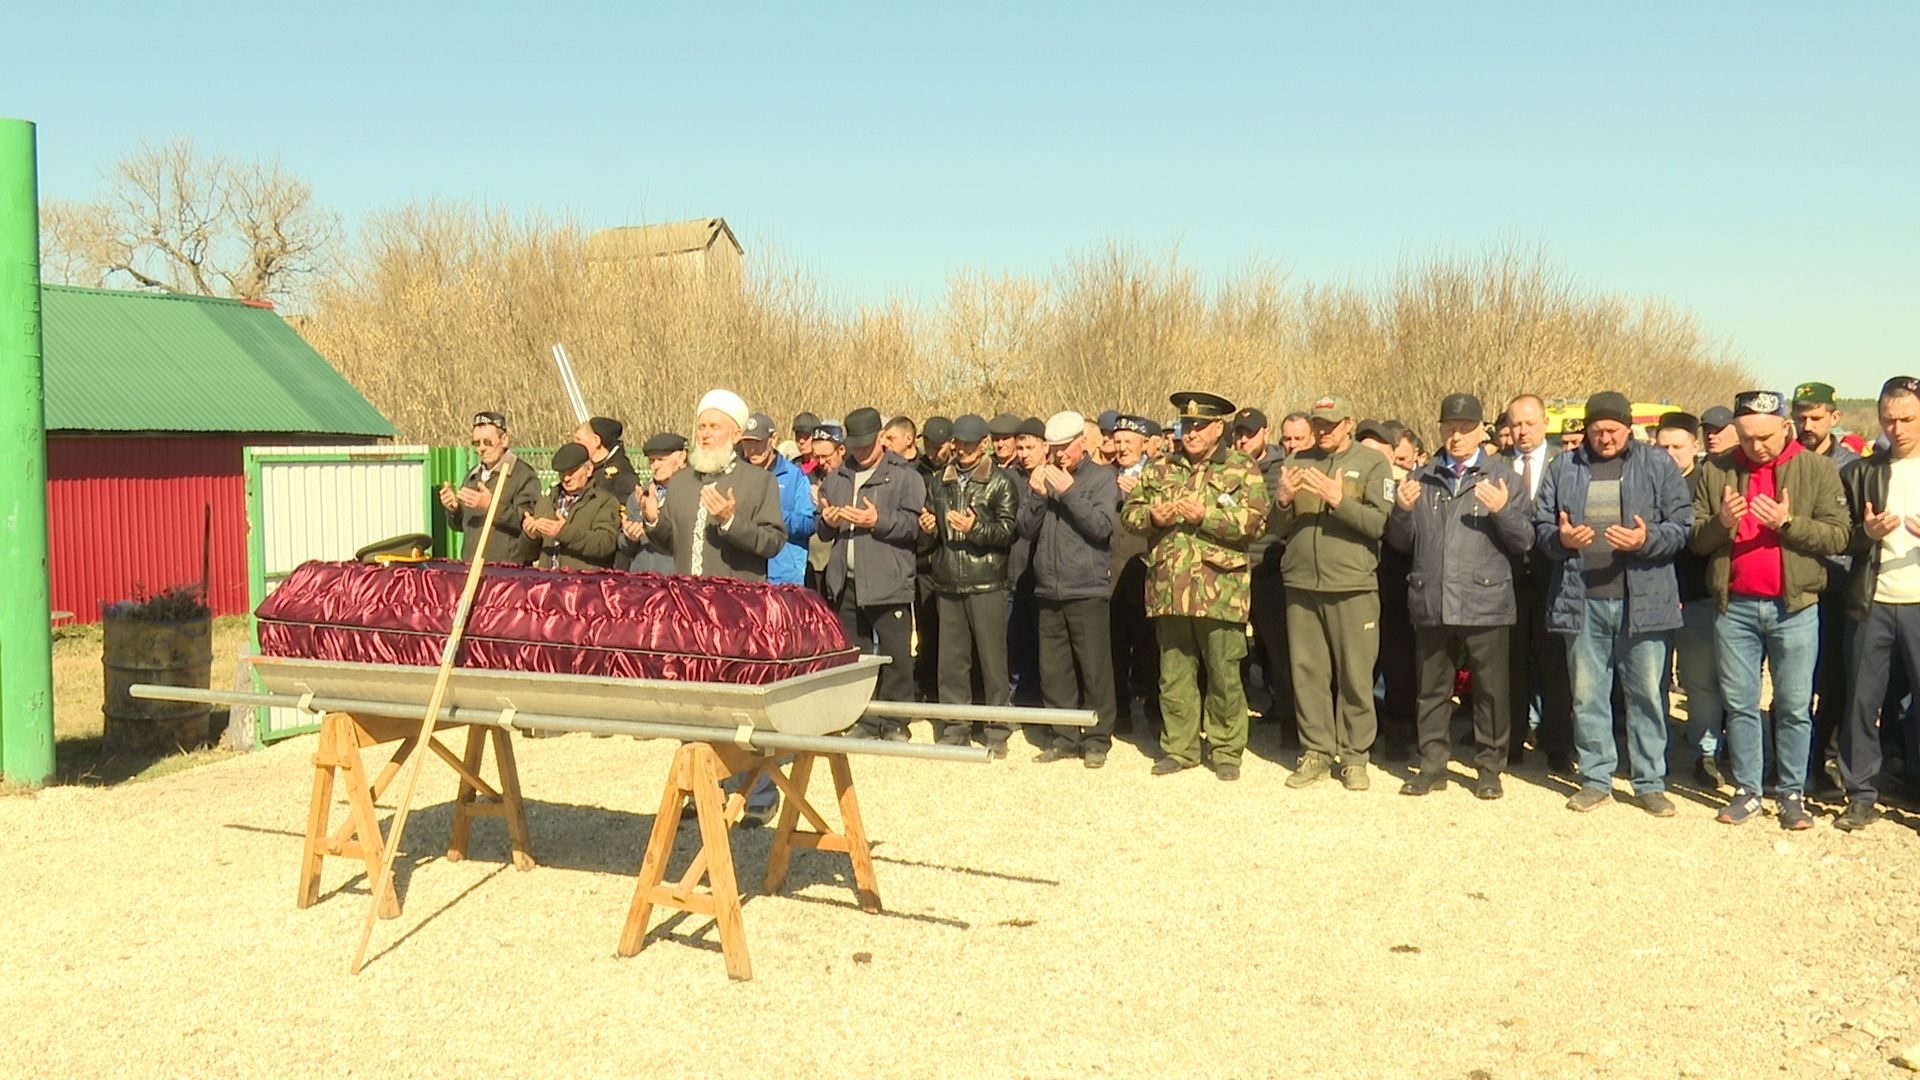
[
  {"xmin": 1716, "ymin": 597, "xmax": 1819, "ymax": 795},
  {"xmin": 1566, "ymin": 598, "xmax": 1671, "ymax": 794},
  {"xmin": 1672, "ymin": 599, "xmax": 1723, "ymax": 759}
]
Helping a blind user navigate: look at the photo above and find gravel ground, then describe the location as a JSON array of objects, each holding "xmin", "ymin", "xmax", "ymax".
[{"xmin": 4, "ymin": 719, "xmax": 1919, "ymax": 1079}]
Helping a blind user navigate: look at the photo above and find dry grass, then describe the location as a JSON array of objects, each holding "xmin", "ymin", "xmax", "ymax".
[{"xmin": 298, "ymin": 209, "xmax": 1750, "ymax": 450}]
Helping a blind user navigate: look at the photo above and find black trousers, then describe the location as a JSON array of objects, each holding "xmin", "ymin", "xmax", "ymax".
[
  {"xmin": 936, "ymin": 590, "xmax": 1011, "ymax": 744},
  {"xmin": 1376, "ymin": 575, "xmax": 1418, "ymax": 746},
  {"xmin": 1109, "ymin": 555, "xmax": 1159, "ymax": 730},
  {"xmin": 1840, "ymin": 601, "xmax": 1920, "ymax": 805},
  {"xmin": 1039, "ymin": 597, "xmax": 1118, "ymax": 754},
  {"xmin": 1416, "ymin": 624, "xmax": 1511, "ymax": 776},
  {"xmin": 1509, "ymin": 561, "xmax": 1573, "ymax": 759},
  {"xmin": 837, "ymin": 583, "xmax": 915, "ymax": 736},
  {"xmin": 913, "ymin": 572, "xmax": 941, "ymax": 705},
  {"xmin": 1249, "ymin": 568, "xmax": 1297, "ymax": 743},
  {"xmin": 1008, "ymin": 581, "xmax": 1043, "ymax": 707},
  {"xmin": 1810, "ymin": 587, "xmax": 1850, "ymax": 766}
]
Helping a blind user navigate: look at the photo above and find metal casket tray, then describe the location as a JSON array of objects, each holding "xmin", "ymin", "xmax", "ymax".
[{"xmin": 247, "ymin": 654, "xmax": 887, "ymax": 738}]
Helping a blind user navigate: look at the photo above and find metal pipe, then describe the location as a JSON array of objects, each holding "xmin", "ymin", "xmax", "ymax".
[
  {"xmin": 861, "ymin": 699, "xmax": 1097, "ymax": 727},
  {"xmin": 0, "ymin": 118, "xmax": 53, "ymax": 787},
  {"xmin": 131, "ymin": 684, "xmax": 992, "ymax": 763}
]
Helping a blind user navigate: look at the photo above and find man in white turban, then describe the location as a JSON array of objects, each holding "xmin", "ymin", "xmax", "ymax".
[{"xmin": 640, "ymin": 389, "xmax": 787, "ymax": 581}]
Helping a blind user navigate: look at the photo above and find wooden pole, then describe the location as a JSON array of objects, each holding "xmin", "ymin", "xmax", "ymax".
[{"xmin": 348, "ymin": 457, "xmax": 513, "ymax": 974}]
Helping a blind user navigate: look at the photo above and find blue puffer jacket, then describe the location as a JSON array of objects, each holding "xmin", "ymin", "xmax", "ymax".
[
  {"xmin": 765, "ymin": 452, "xmax": 815, "ymax": 586},
  {"xmin": 1531, "ymin": 440, "xmax": 1692, "ymax": 636}
]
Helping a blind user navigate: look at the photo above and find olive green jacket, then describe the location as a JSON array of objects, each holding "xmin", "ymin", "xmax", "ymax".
[
  {"xmin": 1688, "ymin": 446, "xmax": 1851, "ymax": 614},
  {"xmin": 1267, "ymin": 440, "xmax": 1392, "ymax": 593}
]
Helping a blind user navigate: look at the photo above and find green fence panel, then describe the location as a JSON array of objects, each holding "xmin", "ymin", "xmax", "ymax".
[{"xmin": 427, "ymin": 445, "xmax": 477, "ymax": 557}]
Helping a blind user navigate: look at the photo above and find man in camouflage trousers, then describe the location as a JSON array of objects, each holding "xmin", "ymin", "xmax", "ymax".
[{"xmin": 1121, "ymin": 391, "xmax": 1271, "ymax": 781}]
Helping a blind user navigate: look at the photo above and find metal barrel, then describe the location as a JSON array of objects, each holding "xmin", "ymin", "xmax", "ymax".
[
  {"xmin": 129, "ymin": 684, "xmax": 991, "ymax": 763},
  {"xmin": 104, "ymin": 616, "xmax": 214, "ymax": 754}
]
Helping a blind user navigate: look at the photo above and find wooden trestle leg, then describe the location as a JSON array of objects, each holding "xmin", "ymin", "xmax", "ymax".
[
  {"xmin": 618, "ymin": 743, "xmax": 882, "ymax": 982},
  {"xmin": 297, "ymin": 712, "xmax": 534, "ymax": 919}
]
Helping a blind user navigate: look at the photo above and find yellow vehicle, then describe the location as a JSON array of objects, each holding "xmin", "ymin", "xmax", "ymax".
[{"xmin": 1544, "ymin": 400, "xmax": 1683, "ymax": 440}]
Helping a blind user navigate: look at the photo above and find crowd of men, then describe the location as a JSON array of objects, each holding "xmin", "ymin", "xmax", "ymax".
[{"xmin": 438, "ymin": 379, "xmax": 1920, "ymax": 833}]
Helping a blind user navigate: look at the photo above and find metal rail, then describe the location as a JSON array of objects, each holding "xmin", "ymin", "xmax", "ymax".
[
  {"xmin": 862, "ymin": 699, "xmax": 1096, "ymax": 726},
  {"xmin": 132, "ymin": 684, "xmax": 992, "ymax": 763}
]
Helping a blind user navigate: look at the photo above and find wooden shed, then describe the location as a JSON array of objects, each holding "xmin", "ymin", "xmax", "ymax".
[{"xmin": 585, "ymin": 217, "xmax": 743, "ymax": 281}]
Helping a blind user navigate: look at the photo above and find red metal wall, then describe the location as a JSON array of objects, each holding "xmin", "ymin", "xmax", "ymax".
[{"xmin": 48, "ymin": 435, "xmax": 262, "ymax": 621}]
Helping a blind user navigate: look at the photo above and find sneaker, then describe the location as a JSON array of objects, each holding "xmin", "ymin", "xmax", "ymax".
[
  {"xmin": 1777, "ymin": 793, "xmax": 1813, "ymax": 831},
  {"xmin": 1340, "ymin": 763, "xmax": 1370, "ymax": 791},
  {"xmin": 1215, "ymin": 763, "xmax": 1241, "ymax": 782},
  {"xmin": 1033, "ymin": 746, "xmax": 1079, "ymax": 764},
  {"xmin": 1082, "ymin": 749, "xmax": 1107, "ymax": 770},
  {"xmin": 1716, "ymin": 790, "xmax": 1763, "ymax": 825},
  {"xmin": 1286, "ymin": 751, "xmax": 1333, "ymax": 789},
  {"xmin": 1151, "ymin": 757, "xmax": 1196, "ymax": 776},
  {"xmin": 1566, "ymin": 787, "xmax": 1611, "ymax": 813},
  {"xmin": 1834, "ymin": 800, "xmax": 1879, "ymax": 832},
  {"xmin": 1635, "ymin": 791, "xmax": 1677, "ymax": 818}
]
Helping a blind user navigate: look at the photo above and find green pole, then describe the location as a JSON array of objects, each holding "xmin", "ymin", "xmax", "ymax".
[{"xmin": 0, "ymin": 118, "xmax": 55, "ymax": 787}]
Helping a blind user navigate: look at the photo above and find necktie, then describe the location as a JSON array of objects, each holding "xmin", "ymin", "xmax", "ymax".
[{"xmin": 1519, "ymin": 452, "xmax": 1533, "ymax": 497}]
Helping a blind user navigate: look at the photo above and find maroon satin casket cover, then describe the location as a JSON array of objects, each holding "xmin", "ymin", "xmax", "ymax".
[{"xmin": 256, "ymin": 561, "xmax": 859, "ymax": 684}]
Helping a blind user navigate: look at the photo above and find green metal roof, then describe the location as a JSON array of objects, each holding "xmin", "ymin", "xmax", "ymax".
[{"xmin": 40, "ymin": 285, "xmax": 397, "ymax": 436}]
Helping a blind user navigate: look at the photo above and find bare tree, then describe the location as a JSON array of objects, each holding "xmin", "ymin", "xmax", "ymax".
[{"xmin": 39, "ymin": 136, "xmax": 336, "ymax": 304}]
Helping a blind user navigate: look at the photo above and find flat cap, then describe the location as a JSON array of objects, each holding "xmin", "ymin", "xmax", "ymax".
[
  {"xmin": 551, "ymin": 442, "xmax": 591, "ymax": 473},
  {"xmin": 641, "ymin": 432, "xmax": 687, "ymax": 456},
  {"xmin": 1699, "ymin": 405, "xmax": 1735, "ymax": 430},
  {"xmin": 922, "ymin": 415, "xmax": 954, "ymax": 447},
  {"xmin": 951, "ymin": 414, "xmax": 990, "ymax": 443},
  {"xmin": 1016, "ymin": 416, "xmax": 1047, "ymax": 440},
  {"xmin": 1044, "ymin": 411, "xmax": 1085, "ymax": 444},
  {"xmin": 792, "ymin": 411, "xmax": 821, "ymax": 436},
  {"xmin": 844, "ymin": 407, "xmax": 884, "ymax": 448},
  {"xmin": 988, "ymin": 412, "xmax": 1022, "ymax": 438}
]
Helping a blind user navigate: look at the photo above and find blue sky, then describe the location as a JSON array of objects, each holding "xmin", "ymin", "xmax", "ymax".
[{"xmin": 6, "ymin": 2, "xmax": 1914, "ymax": 395}]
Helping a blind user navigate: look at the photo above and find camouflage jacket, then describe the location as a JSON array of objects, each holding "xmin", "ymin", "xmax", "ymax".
[{"xmin": 1120, "ymin": 442, "xmax": 1270, "ymax": 620}]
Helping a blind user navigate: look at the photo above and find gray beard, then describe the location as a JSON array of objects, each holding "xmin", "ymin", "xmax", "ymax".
[{"xmin": 688, "ymin": 445, "xmax": 736, "ymax": 475}]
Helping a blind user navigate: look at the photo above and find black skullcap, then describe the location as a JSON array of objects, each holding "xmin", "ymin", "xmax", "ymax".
[{"xmin": 586, "ymin": 416, "xmax": 623, "ymax": 446}]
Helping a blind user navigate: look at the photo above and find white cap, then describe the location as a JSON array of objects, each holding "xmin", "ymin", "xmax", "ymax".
[
  {"xmin": 1044, "ymin": 410, "xmax": 1086, "ymax": 445},
  {"xmin": 696, "ymin": 388, "xmax": 749, "ymax": 431}
]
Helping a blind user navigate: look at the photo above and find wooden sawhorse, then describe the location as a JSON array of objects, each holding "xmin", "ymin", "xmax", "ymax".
[
  {"xmin": 617, "ymin": 741, "xmax": 880, "ymax": 981},
  {"xmin": 299, "ymin": 711, "xmax": 534, "ymax": 917}
]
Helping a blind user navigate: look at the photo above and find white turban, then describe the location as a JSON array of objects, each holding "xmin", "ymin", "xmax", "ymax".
[{"xmin": 696, "ymin": 388, "xmax": 749, "ymax": 432}]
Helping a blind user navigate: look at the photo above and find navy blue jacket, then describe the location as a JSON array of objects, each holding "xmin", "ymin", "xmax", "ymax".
[{"xmin": 1531, "ymin": 440, "xmax": 1692, "ymax": 635}]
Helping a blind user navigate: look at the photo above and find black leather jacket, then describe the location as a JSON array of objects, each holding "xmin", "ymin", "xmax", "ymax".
[{"xmin": 923, "ymin": 456, "xmax": 1020, "ymax": 594}]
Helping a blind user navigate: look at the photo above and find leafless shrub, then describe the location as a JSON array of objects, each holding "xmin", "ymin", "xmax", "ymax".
[{"xmin": 299, "ymin": 206, "xmax": 1748, "ymax": 448}]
